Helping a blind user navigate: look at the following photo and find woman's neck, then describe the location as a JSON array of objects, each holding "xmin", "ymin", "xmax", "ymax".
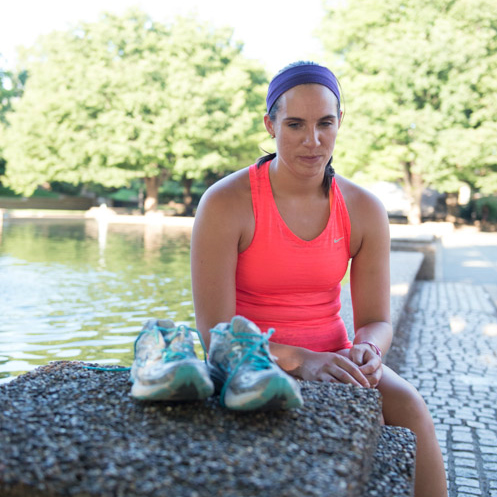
[{"xmin": 268, "ymin": 157, "xmax": 326, "ymax": 199}]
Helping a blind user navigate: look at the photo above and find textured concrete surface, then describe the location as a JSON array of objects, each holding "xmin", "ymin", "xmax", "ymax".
[
  {"xmin": 0, "ymin": 362, "xmax": 387, "ymax": 497},
  {"xmin": 366, "ymin": 426, "xmax": 417, "ymax": 497}
]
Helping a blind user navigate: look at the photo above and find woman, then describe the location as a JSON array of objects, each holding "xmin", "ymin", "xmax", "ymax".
[{"xmin": 191, "ymin": 61, "xmax": 447, "ymax": 497}]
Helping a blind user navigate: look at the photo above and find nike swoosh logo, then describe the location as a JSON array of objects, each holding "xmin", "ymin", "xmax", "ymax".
[{"xmin": 334, "ymin": 237, "xmax": 344, "ymax": 243}]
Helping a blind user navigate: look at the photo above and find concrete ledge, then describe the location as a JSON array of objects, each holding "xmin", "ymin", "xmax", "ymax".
[
  {"xmin": 341, "ymin": 251, "xmax": 425, "ymax": 345},
  {"xmin": 389, "ymin": 223, "xmax": 454, "ymax": 281},
  {"xmin": 366, "ymin": 426, "xmax": 416, "ymax": 497},
  {"xmin": 390, "ymin": 237, "xmax": 435, "ymax": 280},
  {"xmin": 3, "ymin": 208, "xmax": 196, "ymax": 228},
  {"xmin": 85, "ymin": 207, "xmax": 195, "ymax": 228},
  {"xmin": 1, "ymin": 361, "xmax": 389, "ymax": 497},
  {"xmin": 0, "ymin": 197, "xmax": 96, "ymax": 211}
]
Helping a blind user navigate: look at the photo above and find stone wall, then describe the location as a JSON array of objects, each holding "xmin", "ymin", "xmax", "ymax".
[
  {"xmin": 0, "ymin": 361, "xmax": 415, "ymax": 497},
  {"xmin": 0, "ymin": 196, "xmax": 96, "ymax": 211}
]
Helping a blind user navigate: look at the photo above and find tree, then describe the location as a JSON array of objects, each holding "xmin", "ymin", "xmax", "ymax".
[
  {"xmin": 320, "ymin": 0, "xmax": 497, "ymax": 223},
  {"xmin": 1, "ymin": 10, "xmax": 267, "ymax": 211},
  {"xmin": 0, "ymin": 67, "xmax": 26, "ymax": 180}
]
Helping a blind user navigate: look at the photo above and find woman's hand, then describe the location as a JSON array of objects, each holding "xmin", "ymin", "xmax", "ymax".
[
  {"xmin": 348, "ymin": 343, "xmax": 383, "ymax": 388},
  {"xmin": 297, "ymin": 349, "xmax": 372, "ymax": 388}
]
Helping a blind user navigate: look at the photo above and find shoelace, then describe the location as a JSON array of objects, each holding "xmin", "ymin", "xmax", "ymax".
[
  {"xmin": 83, "ymin": 323, "xmax": 208, "ymax": 372},
  {"xmin": 82, "ymin": 365, "xmax": 132, "ymax": 372},
  {"xmin": 215, "ymin": 327, "xmax": 275, "ymax": 407},
  {"xmin": 160, "ymin": 324, "xmax": 209, "ymax": 363}
]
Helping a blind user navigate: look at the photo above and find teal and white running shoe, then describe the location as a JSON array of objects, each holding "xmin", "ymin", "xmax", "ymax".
[
  {"xmin": 208, "ymin": 316, "xmax": 303, "ymax": 411},
  {"xmin": 130, "ymin": 319, "xmax": 214, "ymax": 401}
]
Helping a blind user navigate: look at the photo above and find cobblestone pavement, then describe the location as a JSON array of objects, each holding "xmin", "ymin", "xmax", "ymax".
[{"xmin": 389, "ymin": 281, "xmax": 497, "ymax": 497}]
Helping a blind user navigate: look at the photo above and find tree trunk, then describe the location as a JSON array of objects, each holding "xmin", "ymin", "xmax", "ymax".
[
  {"xmin": 182, "ymin": 177, "xmax": 194, "ymax": 216},
  {"xmin": 143, "ymin": 166, "xmax": 169, "ymax": 213},
  {"xmin": 403, "ymin": 162, "xmax": 423, "ymax": 225},
  {"xmin": 144, "ymin": 176, "xmax": 160, "ymax": 212}
]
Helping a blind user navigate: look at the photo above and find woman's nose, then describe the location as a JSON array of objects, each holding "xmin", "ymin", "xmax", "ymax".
[{"xmin": 303, "ymin": 127, "xmax": 320, "ymax": 147}]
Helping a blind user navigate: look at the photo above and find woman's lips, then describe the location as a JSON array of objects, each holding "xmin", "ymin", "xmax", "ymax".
[{"xmin": 298, "ymin": 155, "xmax": 322, "ymax": 163}]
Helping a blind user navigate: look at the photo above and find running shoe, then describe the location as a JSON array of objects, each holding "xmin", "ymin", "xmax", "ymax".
[
  {"xmin": 130, "ymin": 318, "xmax": 214, "ymax": 401},
  {"xmin": 208, "ymin": 315, "xmax": 304, "ymax": 410}
]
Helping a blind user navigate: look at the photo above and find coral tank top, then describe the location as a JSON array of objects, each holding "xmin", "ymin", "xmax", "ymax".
[{"xmin": 235, "ymin": 161, "xmax": 353, "ymax": 352}]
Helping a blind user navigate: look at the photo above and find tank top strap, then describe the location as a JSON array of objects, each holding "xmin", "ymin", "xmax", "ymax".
[
  {"xmin": 332, "ymin": 177, "xmax": 351, "ymax": 259},
  {"xmin": 248, "ymin": 162, "xmax": 273, "ymax": 232}
]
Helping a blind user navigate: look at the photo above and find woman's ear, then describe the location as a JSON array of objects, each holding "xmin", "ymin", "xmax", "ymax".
[
  {"xmin": 338, "ymin": 110, "xmax": 344, "ymax": 129},
  {"xmin": 264, "ymin": 114, "xmax": 275, "ymax": 138}
]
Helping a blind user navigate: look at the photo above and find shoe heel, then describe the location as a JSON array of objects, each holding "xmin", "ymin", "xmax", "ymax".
[{"xmin": 207, "ymin": 363, "xmax": 226, "ymax": 395}]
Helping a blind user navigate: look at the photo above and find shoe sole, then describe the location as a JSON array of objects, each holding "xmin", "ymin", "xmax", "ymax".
[
  {"xmin": 131, "ymin": 362, "xmax": 214, "ymax": 401},
  {"xmin": 224, "ymin": 375, "xmax": 304, "ymax": 411}
]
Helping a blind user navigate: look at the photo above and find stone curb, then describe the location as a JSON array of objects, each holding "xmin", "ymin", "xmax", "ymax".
[
  {"xmin": 341, "ymin": 250, "xmax": 425, "ymax": 348},
  {"xmin": 0, "ymin": 362, "xmax": 385, "ymax": 497},
  {"xmin": 367, "ymin": 426, "xmax": 416, "ymax": 497}
]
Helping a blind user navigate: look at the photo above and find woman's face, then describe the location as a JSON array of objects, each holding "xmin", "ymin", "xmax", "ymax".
[{"xmin": 264, "ymin": 83, "xmax": 341, "ymax": 180}]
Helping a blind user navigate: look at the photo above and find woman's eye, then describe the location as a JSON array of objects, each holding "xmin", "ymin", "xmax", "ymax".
[
  {"xmin": 288, "ymin": 122, "xmax": 301, "ymax": 128},
  {"xmin": 320, "ymin": 121, "xmax": 334, "ymax": 127}
]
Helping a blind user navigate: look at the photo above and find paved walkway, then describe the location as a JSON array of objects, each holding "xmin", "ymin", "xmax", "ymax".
[
  {"xmin": 436, "ymin": 226, "xmax": 497, "ymax": 285},
  {"xmin": 389, "ymin": 281, "xmax": 497, "ymax": 497}
]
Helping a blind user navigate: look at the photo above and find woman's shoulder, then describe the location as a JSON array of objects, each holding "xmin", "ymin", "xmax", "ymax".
[
  {"xmin": 200, "ymin": 167, "xmax": 251, "ymax": 207},
  {"xmin": 194, "ymin": 166, "xmax": 255, "ymax": 249},
  {"xmin": 195, "ymin": 166, "xmax": 253, "ymax": 228}
]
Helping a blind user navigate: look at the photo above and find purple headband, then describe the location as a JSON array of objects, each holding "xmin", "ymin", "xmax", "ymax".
[{"xmin": 266, "ymin": 64, "xmax": 340, "ymax": 113}]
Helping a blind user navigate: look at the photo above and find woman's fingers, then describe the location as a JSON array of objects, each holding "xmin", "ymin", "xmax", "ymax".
[
  {"xmin": 348, "ymin": 346, "xmax": 366, "ymax": 366},
  {"xmin": 358, "ymin": 354, "xmax": 382, "ymax": 375},
  {"xmin": 301, "ymin": 350, "xmax": 373, "ymax": 387},
  {"xmin": 325, "ymin": 355, "xmax": 370, "ymax": 387},
  {"xmin": 363, "ymin": 363, "xmax": 383, "ymax": 388}
]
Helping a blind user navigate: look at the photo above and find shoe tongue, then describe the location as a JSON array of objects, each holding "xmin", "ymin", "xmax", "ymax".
[
  {"xmin": 231, "ymin": 330, "xmax": 270, "ymax": 358},
  {"xmin": 231, "ymin": 316, "xmax": 261, "ymax": 336},
  {"xmin": 169, "ymin": 329, "xmax": 185, "ymax": 345},
  {"xmin": 157, "ymin": 319, "xmax": 175, "ymax": 329},
  {"xmin": 165, "ymin": 326, "xmax": 186, "ymax": 348}
]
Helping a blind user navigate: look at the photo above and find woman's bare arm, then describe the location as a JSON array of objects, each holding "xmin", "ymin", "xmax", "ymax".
[
  {"xmin": 344, "ymin": 180, "xmax": 393, "ymax": 386},
  {"xmin": 190, "ymin": 172, "xmax": 251, "ymax": 347}
]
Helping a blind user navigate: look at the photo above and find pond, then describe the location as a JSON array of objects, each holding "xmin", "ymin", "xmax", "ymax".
[{"xmin": 0, "ymin": 217, "xmax": 195, "ymax": 383}]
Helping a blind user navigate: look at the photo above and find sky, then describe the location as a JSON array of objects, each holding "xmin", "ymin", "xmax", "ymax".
[{"xmin": 0, "ymin": 0, "xmax": 326, "ymax": 74}]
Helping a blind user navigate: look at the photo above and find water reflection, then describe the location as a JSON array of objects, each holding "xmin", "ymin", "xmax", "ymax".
[{"xmin": 0, "ymin": 218, "xmax": 194, "ymax": 383}]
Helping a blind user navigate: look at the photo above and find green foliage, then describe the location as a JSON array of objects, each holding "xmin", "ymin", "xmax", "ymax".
[
  {"xmin": 0, "ymin": 185, "xmax": 61, "ymax": 198},
  {"xmin": 0, "ymin": 67, "xmax": 26, "ymax": 125},
  {"xmin": 1, "ymin": 67, "xmax": 27, "ymax": 184},
  {"xmin": 1, "ymin": 10, "xmax": 267, "ymax": 197},
  {"xmin": 0, "ymin": 184, "xmax": 18, "ymax": 197},
  {"xmin": 474, "ymin": 196, "xmax": 497, "ymax": 222},
  {"xmin": 320, "ymin": 0, "xmax": 497, "ymax": 197},
  {"xmin": 459, "ymin": 195, "xmax": 497, "ymax": 223}
]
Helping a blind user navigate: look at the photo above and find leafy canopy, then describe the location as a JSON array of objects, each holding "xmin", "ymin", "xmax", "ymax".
[
  {"xmin": 320, "ymin": 0, "xmax": 497, "ymax": 194},
  {"xmin": 2, "ymin": 10, "xmax": 267, "ymax": 196}
]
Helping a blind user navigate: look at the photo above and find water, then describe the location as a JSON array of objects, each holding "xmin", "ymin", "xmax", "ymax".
[{"xmin": 0, "ymin": 218, "xmax": 195, "ymax": 383}]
